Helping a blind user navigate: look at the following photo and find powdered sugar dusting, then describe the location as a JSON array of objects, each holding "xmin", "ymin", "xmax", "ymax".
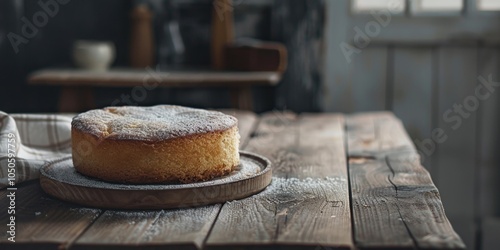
[
  {"xmin": 72, "ymin": 105, "xmax": 237, "ymax": 141},
  {"xmin": 259, "ymin": 176, "xmax": 346, "ymax": 194},
  {"xmin": 224, "ymin": 176, "xmax": 348, "ymax": 205}
]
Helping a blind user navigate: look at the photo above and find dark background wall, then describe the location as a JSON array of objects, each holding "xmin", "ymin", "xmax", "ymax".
[
  {"xmin": 0, "ymin": 0, "xmax": 131, "ymax": 113},
  {"xmin": 0, "ymin": 0, "xmax": 325, "ymax": 113}
]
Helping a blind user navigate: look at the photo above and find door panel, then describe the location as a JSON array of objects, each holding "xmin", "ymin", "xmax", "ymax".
[
  {"xmin": 350, "ymin": 47, "xmax": 388, "ymax": 111},
  {"xmin": 437, "ymin": 46, "xmax": 478, "ymax": 249},
  {"xmin": 392, "ymin": 47, "xmax": 434, "ymax": 171},
  {"xmin": 477, "ymin": 47, "xmax": 500, "ymax": 218}
]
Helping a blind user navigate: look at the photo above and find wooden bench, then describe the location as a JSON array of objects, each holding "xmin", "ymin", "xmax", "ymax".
[
  {"xmin": 28, "ymin": 69, "xmax": 282, "ymax": 112},
  {"xmin": 0, "ymin": 111, "xmax": 465, "ymax": 249}
]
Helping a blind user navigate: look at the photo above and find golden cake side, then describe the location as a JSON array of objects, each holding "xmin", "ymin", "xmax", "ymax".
[{"xmin": 71, "ymin": 105, "xmax": 240, "ymax": 183}]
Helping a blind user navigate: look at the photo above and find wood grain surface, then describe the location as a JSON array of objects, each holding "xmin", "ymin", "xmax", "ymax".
[
  {"xmin": 69, "ymin": 111, "xmax": 259, "ymax": 250},
  {"xmin": 72, "ymin": 206, "xmax": 222, "ymax": 250},
  {"xmin": 346, "ymin": 112, "xmax": 465, "ymax": 249},
  {"xmin": 205, "ymin": 112, "xmax": 353, "ymax": 249},
  {"xmin": 28, "ymin": 69, "xmax": 281, "ymax": 88},
  {"xmin": 0, "ymin": 111, "xmax": 465, "ymax": 250},
  {"xmin": 0, "ymin": 181, "xmax": 102, "ymax": 250}
]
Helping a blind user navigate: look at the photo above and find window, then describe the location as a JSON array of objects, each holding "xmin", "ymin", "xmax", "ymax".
[
  {"xmin": 352, "ymin": 0, "xmax": 500, "ymax": 15},
  {"xmin": 352, "ymin": 0, "xmax": 405, "ymax": 14},
  {"xmin": 413, "ymin": 0, "xmax": 463, "ymax": 12},
  {"xmin": 346, "ymin": 0, "xmax": 500, "ymax": 44},
  {"xmin": 477, "ymin": 0, "xmax": 500, "ymax": 11}
]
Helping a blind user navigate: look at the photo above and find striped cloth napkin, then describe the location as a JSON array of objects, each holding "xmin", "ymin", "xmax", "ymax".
[{"xmin": 0, "ymin": 112, "xmax": 73, "ymax": 189}]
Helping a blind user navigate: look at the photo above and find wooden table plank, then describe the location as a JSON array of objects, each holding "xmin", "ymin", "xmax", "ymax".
[
  {"xmin": 72, "ymin": 206, "xmax": 221, "ymax": 250},
  {"xmin": 205, "ymin": 112, "xmax": 353, "ymax": 249},
  {"xmin": 71, "ymin": 211, "xmax": 160, "ymax": 249},
  {"xmin": 0, "ymin": 181, "xmax": 101, "ymax": 250},
  {"xmin": 71, "ymin": 111, "xmax": 258, "ymax": 250},
  {"xmin": 346, "ymin": 112, "xmax": 465, "ymax": 249},
  {"xmin": 28, "ymin": 69, "xmax": 281, "ymax": 88}
]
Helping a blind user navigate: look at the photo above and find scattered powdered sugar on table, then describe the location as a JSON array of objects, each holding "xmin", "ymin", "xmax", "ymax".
[
  {"xmin": 143, "ymin": 224, "xmax": 161, "ymax": 241},
  {"xmin": 257, "ymin": 176, "xmax": 346, "ymax": 194},
  {"xmin": 69, "ymin": 207, "xmax": 101, "ymax": 215},
  {"xmin": 225, "ymin": 176, "xmax": 348, "ymax": 204},
  {"xmin": 101, "ymin": 210, "xmax": 159, "ymax": 226}
]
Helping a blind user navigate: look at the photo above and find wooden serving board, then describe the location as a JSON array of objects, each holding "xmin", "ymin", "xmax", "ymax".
[{"xmin": 39, "ymin": 151, "xmax": 272, "ymax": 209}]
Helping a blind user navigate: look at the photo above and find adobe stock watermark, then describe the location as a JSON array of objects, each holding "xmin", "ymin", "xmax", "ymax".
[
  {"xmin": 340, "ymin": 0, "xmax": 402, "ymax": 63},
  {"xmin": 7, "ymin": 0, "xmax": 70, "ymax": 54},
  {"xmin": 6, "ymin": 133, "xmax": 17, "ymax": 243},
  {"xmin": 415, "ymin": 74, "xmax": 500, "ymax": 163},
  {"xmin": 110, "ymin": 66, "xmax": 165, "ymax": 106}
]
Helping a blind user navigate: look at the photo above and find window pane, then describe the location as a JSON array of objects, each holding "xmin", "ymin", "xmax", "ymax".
[
  {"xmin": 478, "ymin": 0, "xmax": 500, "ymax": 11},
  {"xmin": 352, "ymin": 0, "xmax": 405, "ymax": 13},
  {"xmin": 413, "ymin": 0, "xmax": 463, "ymax": 12}
]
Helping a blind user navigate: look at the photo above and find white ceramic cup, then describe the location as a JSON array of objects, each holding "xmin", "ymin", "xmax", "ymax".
[{"xmin": 72, "ymin": 40, "xmax": 115, "ymax": 71}]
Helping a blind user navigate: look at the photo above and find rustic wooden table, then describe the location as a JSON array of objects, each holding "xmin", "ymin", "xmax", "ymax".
[{"xmin": 0, "ymin": 111, "xmax": 465, "ymax": 250}]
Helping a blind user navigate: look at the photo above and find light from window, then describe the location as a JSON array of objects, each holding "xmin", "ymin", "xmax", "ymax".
[
  {"xmin": 413, "ymin": 0, "xmax": 463, "ymax": 12},
  {"xmin": 352, "ymin": 0, "xmax": 405, "ymax": 14},
  {"xmin": 478, "ymin": 0, "xmax": 500, "ymax": 11}
]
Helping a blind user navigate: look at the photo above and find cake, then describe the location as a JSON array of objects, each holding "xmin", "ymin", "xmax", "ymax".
[{"xmin": 71, "ymin": 105, "xmax": 240, "ymax": 184}]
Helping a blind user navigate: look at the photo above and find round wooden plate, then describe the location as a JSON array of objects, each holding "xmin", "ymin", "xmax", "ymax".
[{"xmin": 40, "ymin": 151, "xmax": 272, "ymax": 209}]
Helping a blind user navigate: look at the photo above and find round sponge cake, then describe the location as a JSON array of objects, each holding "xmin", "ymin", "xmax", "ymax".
[{"xmin": 71, "ymin": 105, "xmax": 240, "ymax": 184}]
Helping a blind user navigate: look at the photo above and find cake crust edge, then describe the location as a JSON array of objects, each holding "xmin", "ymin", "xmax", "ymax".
[{"xmin": 72, "ymin": 122, "xmax": 240, "ymax": 184}]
